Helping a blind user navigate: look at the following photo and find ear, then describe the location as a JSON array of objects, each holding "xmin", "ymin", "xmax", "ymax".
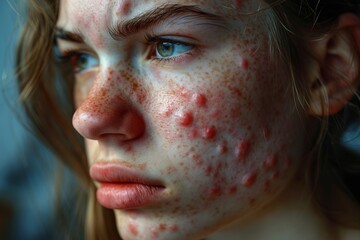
[{"xmin": 307, "ymin": 13, "xmax": 360, "ymax": 116}]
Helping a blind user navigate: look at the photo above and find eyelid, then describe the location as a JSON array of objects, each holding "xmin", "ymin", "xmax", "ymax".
[
  {"xmin": 54, "ymin": 46, "xmax": 98, "ymax": 68},
  {"xmin": 53, "ymin": 40, "xmax": 100, "ymax": 75},
  {"xmin": 143, "ymin": 34, "xmax": 201, "ymax": 66},
  {"xmin": 54, "ymin": 38, "xmax": 97, "ymax": 58},
  {"xmin": 144, "ymin": 33, "xmax": 198, "ymax": 46}
]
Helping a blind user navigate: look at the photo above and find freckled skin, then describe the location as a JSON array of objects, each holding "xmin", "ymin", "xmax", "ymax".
[{"xmin": 61, "ymin": 0, "xmax": 308, "ymax": 239}]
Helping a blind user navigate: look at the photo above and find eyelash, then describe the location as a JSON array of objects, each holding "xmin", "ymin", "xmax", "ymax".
[
  {"xmin": 144, "ymin": 33, "xmax": 197, "ymax": 63},
  {"xmin": 54, "ymin": 43, "xmax": 100, "ymax": 76},
  {"xmin": 53, "ymin": 34, "xmax": 198, "ymax": 73}
]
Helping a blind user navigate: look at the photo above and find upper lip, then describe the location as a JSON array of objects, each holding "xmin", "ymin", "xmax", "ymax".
[{"xmin": 89, "ymin": 161, "xmax": 164, "ymax": 187}]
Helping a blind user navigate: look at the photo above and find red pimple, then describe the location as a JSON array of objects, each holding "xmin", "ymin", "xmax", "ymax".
[
  {"xmin": 175, "ymin": 111, "xmax": 193, "ymax": 127},
  {"xmin": 235, "ymin": 139, "xmax": 251, "ymax": 162},
  {"xmin": 242, "ymin": 171, "xmax": 257, "ymax": 188},
  {"xmin": 217, "ymin": 142, "xmax": 228, "ymax": 155},
  {"xmin": 128, "ymin": 222, "xmax": 138, "ymax": 236},
  {"xmin": 205, "ymin": 165, "xmax": 213, "ymax": 176},
  {"xmin": 209, "ymin": 186, "xmax": 222, "ymax": 197},
  {"xmin": 170, "ymin": 225, "xmax": 178, "ymax": 232},
  {"xmin": 241, "ymin": 59, "xmax": 249, "ymax": 70},
  {"xmin": 228, "ymin": 186, "xmax": 237, "ymax": 195},
  {"xmin": 192, "ymin": 93, "xmax": 207, "ymax": 107},
  {"xmin": 235, "ymin": 0, "xmax": 243, "ymax": 9},
  {"xmin": 202, "ymin": 126, "xmax": 217, "ymax": 140},
  {"xmin": 230, "ymin": 87, "xmax": 242, "ymax": 97},
  {"xmin": 159, "ymin": 223, "xmax": 167, "ymax": 231},
  {"xmin": 263, "ymin": 155, "xmax": 278, "ymax": 170}
]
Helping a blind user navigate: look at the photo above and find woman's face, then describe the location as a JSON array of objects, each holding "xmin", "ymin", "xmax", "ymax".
[{"xmin": 57, "ymin": 0, "xmax": 307, "ymax": 239}]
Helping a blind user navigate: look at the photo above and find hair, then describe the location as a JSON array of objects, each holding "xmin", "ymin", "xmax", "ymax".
[
  {"xmin": 265, "ymin": 0, "xmax": 360, "ymax": 227},
  {"xmin": 15, "ymin": 0, "xmax": 360, "ymax": 238},
  {"xmin": 16, "ymin": 0, "xmax": 119, "ymax": 239}
]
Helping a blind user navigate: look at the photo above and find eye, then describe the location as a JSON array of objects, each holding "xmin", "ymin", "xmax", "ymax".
[
  {"xmin": 69, "ymin": 52, "xmax": 99, "ymax": 73},
  {"xmin": 145, "ymin": 34, "xmax": 196, "ymax": 62},
  {"xmin": 156, "ymin": 41, "xmax": 193, "ymax": 59},
  {"xmin": 53, "ymin": 42, "xmax": 99, "ymax": 74}
]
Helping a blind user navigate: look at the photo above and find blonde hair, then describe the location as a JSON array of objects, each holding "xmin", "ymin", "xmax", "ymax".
[{"xmin": 16, "ymin": 0, "xmax": 360, "ymax": 238}]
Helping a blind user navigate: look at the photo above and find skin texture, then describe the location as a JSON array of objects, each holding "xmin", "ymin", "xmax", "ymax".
[{"xmin": 57, "ymin": 0, "xmax": 310, "ymax": 239}]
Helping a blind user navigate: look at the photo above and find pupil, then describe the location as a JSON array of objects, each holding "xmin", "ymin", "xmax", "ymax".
[
  {"xmin": 159, "ymin": 42, "xmax": 174, "ymax": 57},
  {"xmin": 78, "ymin": 54, "xmax": 87, "ymax": 67}
]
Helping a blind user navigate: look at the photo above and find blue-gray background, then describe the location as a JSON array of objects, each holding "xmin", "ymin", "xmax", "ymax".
[{"xmin": 0, "ymin": 1, "xmax": 73, "ymax": 239}]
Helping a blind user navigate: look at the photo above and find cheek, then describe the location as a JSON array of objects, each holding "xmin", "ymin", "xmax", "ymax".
[
  {"xmin": 152, "ymin": 87, "xmax": 225, "ymax": 143},
  {"xmin": 147, "ymin": 60, "xmax": 302, "ymax": 212}
]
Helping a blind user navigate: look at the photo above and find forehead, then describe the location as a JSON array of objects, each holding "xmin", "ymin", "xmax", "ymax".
[
  {"xmin": 57, "ymin": 0, "xmax": 265, "ymax": 27},
  {"xmin": 56, "ymin": 0, "xmax": 273, "ymax": 53}
]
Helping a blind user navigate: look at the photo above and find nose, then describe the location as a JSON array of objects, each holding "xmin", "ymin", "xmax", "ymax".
[{"xmin": 72, "ymin": 75, "xmax": 145, "ymax": 142}]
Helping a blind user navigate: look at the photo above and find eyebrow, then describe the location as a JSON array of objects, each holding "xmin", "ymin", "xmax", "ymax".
[
  {"xmin": 108, "ymin": 4, "xmax": 226, "ymax": 39},
  {"xmin": 54, "ymin": 28, "xmax": 84, "ymax": 43},
  {"xmin": 55, "ymin": 3, "xmax": 226, "ymax": 44}
]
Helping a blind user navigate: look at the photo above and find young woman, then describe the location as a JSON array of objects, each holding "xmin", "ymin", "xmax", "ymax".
[{"xmin": 16, "ymin": 0, "xmax": 360, "ymax": 239}]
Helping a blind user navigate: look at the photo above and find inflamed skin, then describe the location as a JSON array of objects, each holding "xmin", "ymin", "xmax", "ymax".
[{"xmin": 56, "ymin": 0, "xmax": 332, "ymax": 239}]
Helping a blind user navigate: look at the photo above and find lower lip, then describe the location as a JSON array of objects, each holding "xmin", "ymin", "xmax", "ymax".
[{"xmin": 96, "ymin": 183, "xmax": 164, "ymax": 209}]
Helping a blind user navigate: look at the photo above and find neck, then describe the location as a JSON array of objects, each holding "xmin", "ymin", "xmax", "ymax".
[{"xmin": 207, "ymin": 179, "xmax": 337, "ymax": 240}]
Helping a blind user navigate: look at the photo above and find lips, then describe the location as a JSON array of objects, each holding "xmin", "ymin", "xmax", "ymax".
[{"xmin": 90, "ymin": 162, "xmax": 165, "ymax": 209}]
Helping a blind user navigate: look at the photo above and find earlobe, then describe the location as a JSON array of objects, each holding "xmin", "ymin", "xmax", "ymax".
[{"xmin": 307, "ymin": 13, "xmax": 360, "ymax": 116}]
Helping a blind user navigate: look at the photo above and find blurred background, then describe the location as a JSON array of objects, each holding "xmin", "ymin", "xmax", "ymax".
[
  {"xmin": 0, "ymin": 1, "xmax": 57, "ymax": 239},
  {"xmin": 0, "ymin": 1, "xmax": 81, "ymax": 239}
]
